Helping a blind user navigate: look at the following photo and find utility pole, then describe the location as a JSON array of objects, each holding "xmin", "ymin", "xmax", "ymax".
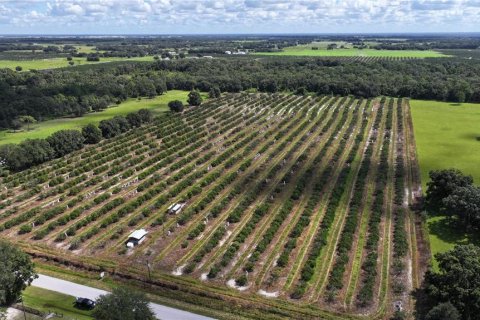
[
  {"xmin": 146, "ymin": 261, "xmax": 152, "ymax": 282},
  {"xmin": 21, "ymin": 295, "xmax": 27, "ymax": 320}
]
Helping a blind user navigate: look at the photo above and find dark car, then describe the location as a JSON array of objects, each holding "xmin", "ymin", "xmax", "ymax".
[{"xmin": 75, "ymin": 297, "xmax": 95, "ymax": 310}]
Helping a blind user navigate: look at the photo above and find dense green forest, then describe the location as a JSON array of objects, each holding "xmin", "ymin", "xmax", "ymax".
[{"xmin": 1, "ymin": 56, "xmax": 479, "ymax": 129}]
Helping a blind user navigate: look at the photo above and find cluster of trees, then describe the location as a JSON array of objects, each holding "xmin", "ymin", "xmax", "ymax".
[
  {"xmin": 0, "ymin": 241, "xmax": 37, "ymax": 306},
  {"xmin": 0, "ymin": 109, "xmax": 152, "ymax": 171},
  {"xmin": 168, "ymin": 91, "xmax": 204, "ymax": 113},
  {"xmin": 423, "ymin": 244, "xmax": 480, "ymax": 320},
  {"xmin": 0, "ymin": 67, "xmax": 166, "ymax": 128},
  {"xmin": 93, "ymin": 287, "xmax": 155, "ymax": 320},
  {"xmin": 425, "ymin": 169, "xmax": 480, "ymax": 229}
]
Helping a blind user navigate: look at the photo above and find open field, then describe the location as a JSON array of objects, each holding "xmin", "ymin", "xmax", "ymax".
[
  {"xmin": 410, "ymin": 99, "xmax": 480, "ymax": 266},
  {"xmin": 0, "ymin": 56, "xmax": 155, "ymax": 70},
  {"xmin": 0, "ymin": 94, "xmax": 423, "ymax": 318},
  {"xmin": 0, "ymin": 90, "xmax": 190, "ymax": 145},
  {"xmin": 254, "ymin": 46, "xmax": 448, "ymax": 58},
  {"xmin": 22, "ymin": 286, "xmax": 93, "ymax": 320},
  {"xmin": 410, "ymin": 99, "xmax": 480, "ymax": 187}
]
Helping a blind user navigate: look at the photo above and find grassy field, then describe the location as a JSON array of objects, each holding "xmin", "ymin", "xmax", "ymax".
[
  {"xmin": 0, "ymin": 90, "xmax": 190, "ymax": 145},
  {"xmin": 0, "ymin": 56, "xmax": 154, "ymax": 70},
  {"xmin": 255, "ymin": 46, "xmax": 448, "ymax": 58},
  {"xmin": 23, "ymin": 286, "xmax": 93, "ymax": 320},
  {"xmin": 410, "ymin": 99, "xmax": 480, "ymax": 189},
  {"xmin": 410, "ymin": 99, "xmax": 480, "ymax": 267}
]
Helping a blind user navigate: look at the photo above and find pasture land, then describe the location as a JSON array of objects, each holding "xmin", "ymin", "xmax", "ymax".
[
  {"xmin": 255, "ymin": 45, "xmax": 448, "ymax": 58},
  {"xmin": 0, "ymin": 94, "xmax": 423, "ymax": 319},
  {"xmin": 410, "ymin": 99, "xmax": 480, "ymax": 267},
  {"xmin": 0, "ymin": 56, "xmax": 154, "ymax": 71},
  {"xmin": 0, "ymin": 90, "xmax": 189, "ymax": 145}
]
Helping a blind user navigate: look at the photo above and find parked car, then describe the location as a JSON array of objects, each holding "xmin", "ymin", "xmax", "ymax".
[{"xmin": 75, "ymin": 297, "xmax": 95, "ymax": 310}]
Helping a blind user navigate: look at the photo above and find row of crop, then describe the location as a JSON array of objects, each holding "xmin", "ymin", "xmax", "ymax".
[
  {"xmin": 32, "ymin": 193, "xmax": 114, "ymax": 240},
  {"xmin": 325, "ymin": 98, "xmax": 384, "ymax": 295},
  {"xmin": 240, "ymin": 97, "xmax": 361, "ymax": 283},
  {"xmin": 356, "ymin": 97, "xmax": 393, "ymax": 307},
  {"xmin": 182, "ymin": 98, "xmax": 326, "ymax": 273},
  {"xmin": 172, "ymin": 97, "xmax": 312, "ymax": 256},
  {"xmin": 290, "ymin": 97, "xmax": 372, "ymax": 299},
  {"xmin": 222, "ymin": 156, "xmax": 305, "ymax": 280},
  {"xmin": 127, "ymin": 95, "xmax": 304, "ymax": 259},
  {"xmin": 391, "ymin": 98, "xmax": 409, "ymax": 300},
  {"xmin": 287, "ymin": 97, "xmax": 363, "ymax": 296},
  {"xmin": 35, "ymin": 116, "xmax": 215, "ymax": 242},
  {"xmin": 7, "ymin": 94, "xmax": 232, "ymax": 185},
  {"xmin": 1, "ymin": 95, "xmax": 228, "ymax": 201},
  {"xmin": 0, "ymin": 95, "xmax": 271, "ymax": 235},
  {"xmin": 5, "ymin": 114, "xmax": 210, "ymax": 236},
  {"xmin": 6, "ymin": 141, "xmax": 136, "ymax": 206},
  {"xmin": 0, "ymin": 100, "xmax": 224, "ymax": 216},
  {"xmin": 66, "ymin": 108, "xmax": 262, "ymax": 249},
  {"xmin": 105, "ymin": 94, "xmax": 290, "ymax": 246},
  {"xmin": 130, "ymin": 96, "xmax": 318, "ymax": 262},
  {"xmin": 30, "ymin": 97, "xmax": 249, "ymax": 240},
  {"xmin": 201, "ymin": 97, "xmax": 338, "ymax": 279},
  {"xmin": 235, "ymin": 96, "xmax": 342, "ymax": 274},
  {"xmin": 393, "ymin": 98, "xmax": 408, "ymax": 258},
  {"xmin": 76, "ymin": 96, "xmax": 286, "ymax": 250}
]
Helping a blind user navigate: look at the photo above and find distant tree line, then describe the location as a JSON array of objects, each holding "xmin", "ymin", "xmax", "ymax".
[
  {"xmin": 2, "ymin": 56, "xmax": 480, "ymax": 129},
  {"xmin": 374, "ymin": 39, "xmax": 480, "ymax": 50},
  {"xmin": 0, "ymin": 109, "xmax": 152, "ymax": 172}
]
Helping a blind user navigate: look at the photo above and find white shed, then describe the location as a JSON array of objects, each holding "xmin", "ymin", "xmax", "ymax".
[
  {"xmin": 126, "ymin": 229, "xmax": 148, "ymax": 248},
  {"xmin": 167, "ymin": 203, "xmax": 186, "ymax": 215}
]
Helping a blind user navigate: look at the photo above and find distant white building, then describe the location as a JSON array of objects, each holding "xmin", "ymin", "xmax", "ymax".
[
  {"xmin": 225, "ymin": 51, "xmax": 232, "ymax": 55},
  {"xmin": 126, "ymin": 229, "xmax": 148, "ymax": 248}
]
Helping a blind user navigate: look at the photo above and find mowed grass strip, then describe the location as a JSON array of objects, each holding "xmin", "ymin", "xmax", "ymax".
[
  {"xmin": 22, "ymin": 286, "xmax": 93, "ymax": 320},
  {"xmin": 0, "ymin": 56, "xmax": 154, "ymax": 70},
  {"xmin": 254, "ymin": 47, "xmax": 448, "ymax": 58},
  {"xmin": 0, "ymin": 90, "xmax": 190, "ymax": 145},
  {"xmin": 410, "ymin": 99, "xmax": 480, "ymax": 268}
]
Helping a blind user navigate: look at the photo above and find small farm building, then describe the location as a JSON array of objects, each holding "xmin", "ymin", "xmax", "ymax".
[
  {"xmin": 168, "ymin": 203, "xmax": 186, "ymax": 214},
  {"xmin": 126, "ymin": 229, "xmax": 148, "ymax": 248}
]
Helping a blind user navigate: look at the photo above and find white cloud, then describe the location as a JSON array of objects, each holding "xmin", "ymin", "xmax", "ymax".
[{"xmin": 0, "ymin": 0, "xmax": 479, "ymax": 33}]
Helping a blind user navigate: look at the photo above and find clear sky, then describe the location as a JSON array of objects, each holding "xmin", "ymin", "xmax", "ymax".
[{"xmin": 0, "ymin": 0, "xmax": 478, "ymax": 35}]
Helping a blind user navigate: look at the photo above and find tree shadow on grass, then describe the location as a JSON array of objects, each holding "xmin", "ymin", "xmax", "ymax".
[{"xmin": 428, "ymin": 215, "xmax": 480, "ymax": 247}]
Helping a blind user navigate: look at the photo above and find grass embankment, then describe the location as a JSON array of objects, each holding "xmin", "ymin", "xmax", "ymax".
[
  {"xmin": 0, "ymin": 90, "xmax": 190, "ymax": 145},
  {"xmin": 0, "ymin": 56, "xmax": 154, "ymax": 71},
  {"xmin": 410, "ymin": 99, "xmax": 480, "ymax": 268},
  {"xmin": 254, "ymin": 46, "xmax": 448, "ymax": 58},
  {"xmin": 23, "ymin": 286, "xmax": 93, "ymax": 320}
]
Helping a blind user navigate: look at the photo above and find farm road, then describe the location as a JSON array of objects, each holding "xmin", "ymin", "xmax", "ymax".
[{"xmin": 32, "ymin": 274, "xmax": 214, "ymax": 320}]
